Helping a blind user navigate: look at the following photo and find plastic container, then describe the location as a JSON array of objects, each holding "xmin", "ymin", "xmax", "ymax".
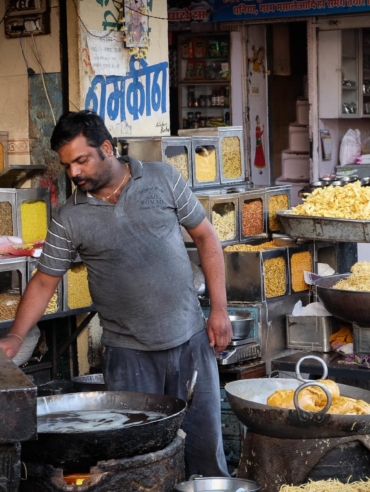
[
  {"xmin": 0, "ymin": 189, "xmax": 17, "ymax": 236},
  {"xmin": 239, "ymin": 190, "xmax": 267, "ymax": 241},
  {"xmin": 218, "ymin": 126, "xmax": 245, "ymax": 184},
  {"xmin": 288, "ymin": 123, "xmax": 309, "ymax": 152}
]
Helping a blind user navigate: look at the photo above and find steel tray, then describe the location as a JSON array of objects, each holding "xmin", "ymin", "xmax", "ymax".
[{"xmin": 277, "ymin": 210, "xmax": 370, "ymax": 242}]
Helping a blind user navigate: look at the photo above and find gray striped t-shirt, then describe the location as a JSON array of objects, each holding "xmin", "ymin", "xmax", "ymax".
[{"xmin": 37, "ymin": 157, "xmax": 207, "ymax": 350}]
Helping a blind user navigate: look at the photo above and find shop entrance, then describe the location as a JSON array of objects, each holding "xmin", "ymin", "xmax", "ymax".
[{"xmin": 267, "ymin": 21, "xmax": 308, "ymax": 204}]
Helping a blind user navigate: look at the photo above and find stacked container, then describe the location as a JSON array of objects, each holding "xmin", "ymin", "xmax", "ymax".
[
  {"xmin": 0, "ymin": 257, "xmax": 27, "ymax": 328},
  {"xmin": 0, "ymin": 189, "xmax": 17, "ymax": 236},
  {"xmin": 192, "ymin": 136, "xmax": 221, "ymax": 188},
  {"xmin": 239, "ymin": 189, "xmax": 267, "ymax": 241},
  {"xmin": 195, "ymin": 189, "xmax": 239, "ymax": 246},
  {"xmin": 28, "ymin": 258, "xmax": 63, "ymax": 315},
  {"xmin": 265, "ymin": 185, "xmax": 291, "ymax": 235},
  {"xmin": 218, "ymin": 126, "xmax": 245, "ymax": 185},
  {"xmin": 0, "ymin": 188, "xmax": 50, "ymax": 243},
  {"xmin": 224, "ymin": 244, "xmax": 289, "ymax": 302},
  {"xmin": 63, "ymin": 257, "xmax": 94, "ymax": 312},
  {"xmin": 161, "ymin": 137, "xmax": 192, "ymax": 186}
]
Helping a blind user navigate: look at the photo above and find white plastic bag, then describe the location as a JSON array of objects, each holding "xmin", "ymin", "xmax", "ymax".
[{"xmin": 339, "ymin": 129, "xmax": 361, "ymax": 166}]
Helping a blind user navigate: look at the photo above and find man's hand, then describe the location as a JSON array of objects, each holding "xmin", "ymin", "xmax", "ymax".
[
  {"xmin": 0, "ymin": 335, "xmax": 23, "ymax": 360},
  {"xmin": 206, "ymin": 308, "xmax": 233, "ymax": 353}
]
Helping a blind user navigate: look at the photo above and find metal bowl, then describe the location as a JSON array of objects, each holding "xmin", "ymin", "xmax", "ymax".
[
  {"xmin": 362, "ymin": 177, "xmax": 370, "ymax": 186},
  {"xmin": 229, "ymin": 315, "xmax": 254, "ymax": 340},
  {"xmin": 272, "ymin": 235, "xmax": 296, "ymax": 247},
  {"xmin": 331, "ymin": 180, "xmax": 345, "ymax": 187},
  {"xmin": 314, "ymin": 274, "xmax": 370, "ymax": 325},
  {"xmin": 173, "ymin": 477, "xmax": 261, "ymax": 492},
  {"xmin": 311, "ymin": 180, "xmax": 325, "ymax": 187}
]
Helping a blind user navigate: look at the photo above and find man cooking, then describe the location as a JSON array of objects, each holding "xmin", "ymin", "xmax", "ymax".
[{"xmin": 0, "ymin": 110, "xmax": 232, "ymax": 478}]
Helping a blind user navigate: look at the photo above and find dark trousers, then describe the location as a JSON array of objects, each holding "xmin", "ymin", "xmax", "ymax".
[{"xmin": 102, "ymin": 329, "xmax": 229, "ymax": 478}]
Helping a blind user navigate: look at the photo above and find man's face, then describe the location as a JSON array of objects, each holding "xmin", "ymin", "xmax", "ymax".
[{"xmin": 58, "ymin": 134, "xmax": 114, "ymax": 193}]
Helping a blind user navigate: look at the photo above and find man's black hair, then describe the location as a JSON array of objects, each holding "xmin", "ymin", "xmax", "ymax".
[{"xmin": 50, "ymin": 110, "xmax": 115, "ymax": 152}]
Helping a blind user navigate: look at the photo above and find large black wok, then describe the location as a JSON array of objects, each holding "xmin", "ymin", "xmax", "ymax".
[
  {"xmin": 21, "ymin": 391, "xmax": 186, "ymax": 472},
  {"xmin": 226, "ymin": 378, "xmax": 370, "ymax": 439}
]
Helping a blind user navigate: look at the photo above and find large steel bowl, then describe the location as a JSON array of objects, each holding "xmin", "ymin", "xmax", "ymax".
[{"xmin": 314, "ymin": 274, "xmax": 370, "ymax": 325}]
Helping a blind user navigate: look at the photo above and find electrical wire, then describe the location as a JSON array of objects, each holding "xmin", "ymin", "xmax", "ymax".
[
  {"xmin": 31, "ymin": 33, "xmax": 56, "ymax": 125},
  {"xmin": 25, "ymin": 36, "xmax": 80, "ymax": 111}
]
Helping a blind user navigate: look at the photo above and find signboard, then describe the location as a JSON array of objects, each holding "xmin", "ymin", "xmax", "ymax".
[
  {"xmin": 167, "ymin": 1, "xmax": 215, "ymax": 23},
  {"xmin": 213, "ymin": 0, "xmax": 370, "ymax": 21}
]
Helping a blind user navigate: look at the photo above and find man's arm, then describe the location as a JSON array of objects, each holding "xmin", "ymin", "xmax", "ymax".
[
  {"xmin": 187, "ymin": 217, "xmax": 232, "ymax": 353},
  {"xmin": 0, "ymin": 271, "xmax": 62, "ymax": 359}
]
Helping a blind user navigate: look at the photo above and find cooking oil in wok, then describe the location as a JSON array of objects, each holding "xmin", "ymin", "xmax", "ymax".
[{"xmin": 37, "ymin": 409, "xmax": 166, "ymax": 433}]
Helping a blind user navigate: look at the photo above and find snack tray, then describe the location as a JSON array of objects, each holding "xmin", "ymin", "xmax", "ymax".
[{"xmin": 277, "ymin": 210, "xmax": 370, "ymax": 243}]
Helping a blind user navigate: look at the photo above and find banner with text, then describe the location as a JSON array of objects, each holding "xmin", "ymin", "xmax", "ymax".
[{"xmin": 213, "ymin": 0, "xmax": 370, "ymax": 21}]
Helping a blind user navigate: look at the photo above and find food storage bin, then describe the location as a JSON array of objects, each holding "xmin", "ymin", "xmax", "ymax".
[
  {"xmin": 239, "ymin": 189, "xmax": 267, "ymax": 241},
  {"xmin": 0, "ymin": 189, "xmax": 17, "ymax": 237},
  {"xmin": 63, "ymin": 258, "xmax": 93, "ymax": 312},
  {"xmin": 192, "ymin": 136, "xmax": 221, "ymax": 187},
  {"xmin": 28, "ymin": 258, "xmax": 62, "ymax": 315},
  {"xmin": 119, "ymin": 137, "xmax": 162, "ymax": 162},
  {"xmin": 16, "ymin": 188, "xmax": 50, "ymax": 243},
  {"xmin": 286, "ymin": 314, "xmax": 334, "ymax": 352},
  {"xmin": 288, "ymin": 123, "xmax": 309, "ymax": 152},
  {"xmin": 0, "ymin": 257, "xmax": 27, "ymax": 327},
  {"xmin": 265, "ymin": 185, "xmax": 291, "ymax": 234},
  {"xmin": 0, "ymin": 132, "xmax": 9, "ymax": 177},
  {"xmin": 195, "ymin": 189, "xmax": 239, "ymax": 245},
  {"xmin": 161, "ymin": 137, "xmax": 192, "ymax": 186},
  {"xmin": 224, "ymin": 247, "xmax": 289, "ymax": 302},
  {"xmin": 288, "ymin": 244, "xmax": 313, "ymax": 294},
  {"xmin": 218, "ymin": 126, "xmax": 245, "ymax": 184}
]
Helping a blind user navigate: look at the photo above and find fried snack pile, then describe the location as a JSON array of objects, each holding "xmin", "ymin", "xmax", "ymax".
[
  {"xmin": 280, "ymin": 478, "xmax": 370, "ymax": 491},
  {"xmin": 333, "ymin": 261, "xmax": 370, "ymax": 292},
  {"xmin": 267, "ymin": 379, "xmax": 370, "ymax": 415},
  {"xmin": 290, "ymin": 181, "xmax": 370, "ymax": 219}
]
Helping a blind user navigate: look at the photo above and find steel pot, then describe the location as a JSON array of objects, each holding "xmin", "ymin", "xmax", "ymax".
[
  {"xmin": 21, "ymin": 391, "xmax": 187, "ymax": 473},
  {"xmin": 173, "ymin": 476, "xmax": 261, "ymax": 492}
]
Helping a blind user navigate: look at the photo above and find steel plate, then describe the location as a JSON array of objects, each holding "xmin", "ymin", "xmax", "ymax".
[{"xmin": 277, "ymin": 210, "xmax": 370, "ymax": 242}]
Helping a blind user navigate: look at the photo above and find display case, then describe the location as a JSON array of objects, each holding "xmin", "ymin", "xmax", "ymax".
[
  {"xmin": 265, "ymin": 185, "xmax": 291, "ymax": 235},
  {"xmin": 178, "ymin": 33, "xmax": 231, "ymax": 130},
  {"xmin": 63, "ymin": 259, "xmax": 93, "ymax": 312},
  {"xmin": 192, "ymin": 136, "xmax": 221, "ymax": 187},
  {"xmin": 0, "ymin": 257, "xmax": 27, "ymax": 328},
  {"xmin": 16, "ymin": 188, "xmax": 50, "ymax": 243},
  {"xmin": 0, "ymin": 189, "xmax": 17, "ymax": 236},
  {"xmin": 239, "ymin": 189, "xmax": 267, "ymax": 242},
  {"xmin": 161, "ymin": 137, "xmax": 192, "ymax": 186},
  {"xmin": 28, "ymin": 258, "xmax": 62, "ymax": 315},
  {"xmin": 195, "ymin": 189, "xmax": 239, "ymax": 246},
  {"xmin": 224, "ymin": 246, "xmax": 289, "ymax": 302},
  {"xmin": 219, "ymin": 126, "xmax": 245, "ymax": 184}
]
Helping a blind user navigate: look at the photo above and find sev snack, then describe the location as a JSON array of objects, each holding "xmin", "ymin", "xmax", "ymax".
[
  {"xmin": 165, "ymin": 152, "xmax": 189, "ymax": 181},
  {"xmin": 225, "ymin": 241, "xmax": 276, "ymax": 252},
  {"xmin": 222, "ymin": 136, "xmax": 242, "ymax": 178},
  {"xmin": 291, "ymin": 181, "xmax": 370, "ymax": 219},
  {"xmin": 211, "ymin": 203, "xmax": 236, "ymax": 241},
  {"xmin": 333, "ymin": 261, "xmax": 370, "ymax": 292},
  {"xmin": 280, "ymin": 478, "xmax": 370, "ymax": 491}
]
